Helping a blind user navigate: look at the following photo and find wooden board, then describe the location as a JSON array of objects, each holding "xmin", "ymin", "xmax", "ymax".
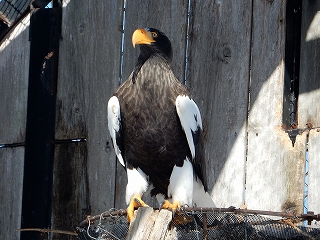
[
  {"xmin": 118, "ymin": 0, "xmax": 188, "ymax": 208},
  {"xmin": 308, "ymin": 129, "xmax": 320, "ymax": 228},
  {"xmin": 55, "ymin": 0, "xmax": 123, "ymax": 218},
  {"xmin": 299, "ymin": 1, "xmax": 320, "ymax": 227},
  {"xmin": 52, "ymin": 143, "xmax": 89, "ymax": 238},
  {"xmin": 0, "ymin": 14, "xmax": 30, "ymax": 240},
  {"xmin": 187, "ymin": 0, "xmax": 252, "ymax": 208},
  {"xmin": 0, "ymin": 147, "xmax": 24, "ymax": 240},
  {"xmin": 127, "ymin": 207, "xmax": 173, "ymax": 240},
  {"xmin": 246, "ymin": 1, "xmax": 305, "ymax": 213},
  {"xmin": 298, "ymin": 1, "xmax": 320, "ymax": 128},
  {"xmin": 0, "ymin": 14, "xmax": 30, "ymax": 144}
]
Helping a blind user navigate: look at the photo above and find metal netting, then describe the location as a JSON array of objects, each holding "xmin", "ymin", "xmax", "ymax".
[
  {"xmin": 170, "ymin": 211, "xmax": 320, "ymax": 240},
  {"xmin": 77, "ymin": 209, "xmax": 320, "ymax": 240},
  {"xmin": 77, "ymin": 211, "xmax": 129, "ymax": 240}
]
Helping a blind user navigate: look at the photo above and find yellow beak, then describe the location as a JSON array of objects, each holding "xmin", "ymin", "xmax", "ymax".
[{"xmin": 132, "ymin": 28, "xmax": 156, "ymax": 48}]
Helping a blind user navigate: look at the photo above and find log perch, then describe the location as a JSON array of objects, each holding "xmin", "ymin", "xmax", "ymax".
[{"xmin": 127, "ymin": 207, "xmax": 176, "ymax": 240}]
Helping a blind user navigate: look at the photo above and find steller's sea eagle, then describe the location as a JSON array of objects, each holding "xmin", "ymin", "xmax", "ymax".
[{"xmin": 108, "ymin": 28, "xmax": 215, "ymax": 222}]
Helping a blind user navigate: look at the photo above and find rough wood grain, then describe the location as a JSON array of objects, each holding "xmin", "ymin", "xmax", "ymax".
[
  {"xmin": 149, "ymin": 209, "xmax": 173, "ymax": 240},
  {"xmin": 298, "ymin": 1, "xmax": 320, "ymax": 128},
  {"xmin": 0, "ymin": 14, "xmax": 30, "ymax": 144},
  {"xmin": 52, "ymin": 143, "xmax": 89, "ymax": 239},
  {"xmin": 118, "ymin": 0, "xmax": 188, "ymax": 208},
  {"xmin": 127, "ymin": 207, "xmax": 154, "ymax": 239},
  {"xmin": 127, "ymin": 207, "xmax": 172, "ymax": 240},
  {"xmin": 299, "ymin": 1, "xmax": 320, "ymax": 228},
  {"xmin": 246, "ymin": 1, "xmax": 305, "ymax": 213},
  {"xmin": 308, "ymin": 129, "xmax": 320, "ymax": 228},
  {"xmin": 0, "ymin": 14, "xmax": 30, "ymax": 240},
  {"xmin": 0, "ymin": 147, "xmax": 24, "ymax": 240},
  {"xmin": 187, "ymin": 0, "xmax": 252, "ymax": 208},
  {"xmin": 54, "ymin": 0, "xmax": 123, "ymax": 221}
]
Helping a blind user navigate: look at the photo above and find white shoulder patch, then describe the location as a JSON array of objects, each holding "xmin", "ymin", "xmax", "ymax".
[
  {"xmin": 175, "ymin": 95, "xmax": 203, "ymax": 159},
  {"xmin": 107, "ymin": 96, "xmax": 125, "ymax": 167}
]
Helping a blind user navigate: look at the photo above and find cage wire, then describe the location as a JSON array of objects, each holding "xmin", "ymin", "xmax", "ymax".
[{"xmin": 77, "ymin": 208, "xmax": 320, "ymax": 240}]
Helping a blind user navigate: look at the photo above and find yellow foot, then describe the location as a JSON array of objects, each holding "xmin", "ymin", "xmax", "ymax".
[
  {"xmin": 161, "ymin": 200, "xmax": 192, "ymax": 225},
  {"xmin": 127, "ymin": 195, "xmax": 149, "ymax": 222},
  {"xmin": 161, "ymin": 200, "xmax": 180, "ymax": 216}
]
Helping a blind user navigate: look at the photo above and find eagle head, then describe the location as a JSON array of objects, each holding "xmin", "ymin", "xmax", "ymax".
[{"xmin": 132, "ymin": 28, "xmax": 172, "ymax": 62}]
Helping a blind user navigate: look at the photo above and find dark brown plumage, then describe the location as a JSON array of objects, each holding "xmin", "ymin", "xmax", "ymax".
[
  {"xmin": 115, "ymin": 28, "xmax": 207, "ymax": 195},
  {"xmin": 108, "ymin": 28, "xmax": 213, "ymax": 222}
]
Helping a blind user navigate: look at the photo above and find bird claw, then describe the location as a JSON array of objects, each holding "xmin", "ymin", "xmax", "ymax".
[
  {"xmin": 127, "ymin": 196, "xmax": 149, "ymax": 222},
  {"xmin": 161, "ymin": 200, "xmax": 180, "ymax": 217}
]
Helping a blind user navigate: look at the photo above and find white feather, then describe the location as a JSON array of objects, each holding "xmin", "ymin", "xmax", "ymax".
[
  {"xmin": 175, "ymin": 95, "xmax": 202, "ymax": 159},
  {"xmin": 168, "ymin": 159, "xmax": 194, "ymax": 206},
  {"xmin": 168, "ymin": 158, "xmax": 216, "ymax": 208},
  {"xmin": 126, "ymin": 167, "xmax": 149, "ymax": 204},
  {"xmin": 193, "ymin": 178, "xmax": 216, "ymax": 207},
  {"xmin": 107, "ymin": 96, "xmax": 125, "ymax": 167}
]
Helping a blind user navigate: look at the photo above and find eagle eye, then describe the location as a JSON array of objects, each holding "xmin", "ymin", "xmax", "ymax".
[{"xmin": 151, "ymin": 32, "xmax": 158, "ymax": 38}]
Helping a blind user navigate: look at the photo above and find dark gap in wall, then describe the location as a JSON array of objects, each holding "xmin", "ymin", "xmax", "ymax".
[
  {"xmin": 283, "ymin": 0, "xmax": 302, "ymax": 146},
  {"xmin": 20, "ymin": 4, "xmax": 61, "ymax": 239}
]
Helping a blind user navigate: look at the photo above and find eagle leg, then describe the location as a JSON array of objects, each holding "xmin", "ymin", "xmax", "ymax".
[{"xmin": 127, "ymin": 195, "xmax": 149, "ymax": 222}]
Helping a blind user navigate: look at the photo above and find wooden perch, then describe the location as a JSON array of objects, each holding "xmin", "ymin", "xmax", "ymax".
[{"xmin": 126, "ymin": 207, "xmax": 176, "ymax": 240}]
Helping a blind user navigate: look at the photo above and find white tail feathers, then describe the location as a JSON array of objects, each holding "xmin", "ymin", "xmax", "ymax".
[{"xmin": 192, "ymin": 178, "xmax": 216, "ymax": 208}]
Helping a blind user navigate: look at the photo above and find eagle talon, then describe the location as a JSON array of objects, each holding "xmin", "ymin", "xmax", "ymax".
[
  {"xmin": 127, "ymin": 196, "xmax": 149, "ymax": 222},
  {"xmin": 161, "ymin": 200, "xmax": 180, "ymax": 217}
]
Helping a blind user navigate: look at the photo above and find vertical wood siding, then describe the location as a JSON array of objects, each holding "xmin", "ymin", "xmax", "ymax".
[
  {"xmin": 187, "ymin": 0, "xmax": 251, "ymax": 208},
  {"xmin": 246, "ymin": 1, "xmax": 305, "ymax": 213},
  {"xmin": 0, "ymin": 14, "xmax": 30, "ymax": 240},
  {"xmin": 53, "ymin": 0, "xmax": 124, "ymax": 228},
  {"xmin": 299, "ymin": 0, "xmax": 320, "ymax": 228}
]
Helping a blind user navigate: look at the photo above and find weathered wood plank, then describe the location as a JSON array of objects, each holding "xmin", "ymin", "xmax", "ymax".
[
  {"xmin": 0, "ymin": 14, "xmax": 30, "ymax": 144},
  {"xmin": 307, "ymin": 129, "xmax": 320, "ymax": 228},
  {"xmin": 299, "ymin": 1, "xmax": 320, "ymax": 228},
  {"xmin": 55, "ymin": 0, "xmax": 123, "ymax": 220},
  {"xmin": 127, "ymin": 207, "xmax": 155, "ymax": 239},
  {"xmin": 298, "ymin": 1, "xmax": 320, "ymax": 128},
  {"xmin": 149, "ymin": 209, "xmax": 173, "ymax": 240},
  {"xmin": 118, "ymin": 0, "xmax": 188, "ymax": 208},
  {"xmin": 187, "ymin": 0, "xmax": 252, "ymax": 207},
  {"xmin": 246, "ymin": 1, "xmax": 305, "ymax": 213},
  {"xmin": 127, "ymin": 207, "xmax": 173, "ymax": 240},
  {"xmin": 52, "ymin": 143, "xmax": 89, "ymax": 239},
  {"xmin": 298, "ymin": 1, "xmax": 320, "ymax": 227},
  {"xmin": 0, "ymin": 13, "xmax": 30, "ymax": 240},
  {"xmin": 0, "ymin": 147, "xmax": 24, "ymax": 240}
]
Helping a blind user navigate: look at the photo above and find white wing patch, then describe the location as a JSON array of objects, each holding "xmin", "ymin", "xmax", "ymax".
[
  {"xmin": 107, "ymin": 96, "xmax": 125, "ymax": 167},
  {"xmin": 175, "ymin": 95, "xmax": 203, "ymax": 159}
]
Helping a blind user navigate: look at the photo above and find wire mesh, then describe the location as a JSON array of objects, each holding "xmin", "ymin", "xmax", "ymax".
[
  {"xmin": 77, "ymin": 211, "xmax": 129, "ymax": 240},
  {"xmin": 77, "ymin": 208, "xmax": 320, "ymax": 240}
]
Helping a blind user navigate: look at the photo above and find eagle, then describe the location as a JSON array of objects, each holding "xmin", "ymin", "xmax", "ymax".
[{"xmin": 108, "ymin": 28, "xmax": 215, "ymax": 222}]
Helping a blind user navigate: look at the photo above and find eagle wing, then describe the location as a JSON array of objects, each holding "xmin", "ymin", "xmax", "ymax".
[
  {"xmin": 107, "ymin": 96, "xmax": 125, "ymax": 167},
  {"xmin": 175, "ymin": 95, "xmax": 208, "ymax": 191}
]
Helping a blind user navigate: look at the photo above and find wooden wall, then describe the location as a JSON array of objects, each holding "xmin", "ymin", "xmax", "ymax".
[
  {"xmin": 1, "ymin": 0, "xmax": 320, "ymax": 238},
  {"xmin": 300, "ymin": 0, "xmax": 320, "ymax": 227},
  {"xmin": 0, "ymin": 15, "xmax": 30, "ymax": 240}
]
